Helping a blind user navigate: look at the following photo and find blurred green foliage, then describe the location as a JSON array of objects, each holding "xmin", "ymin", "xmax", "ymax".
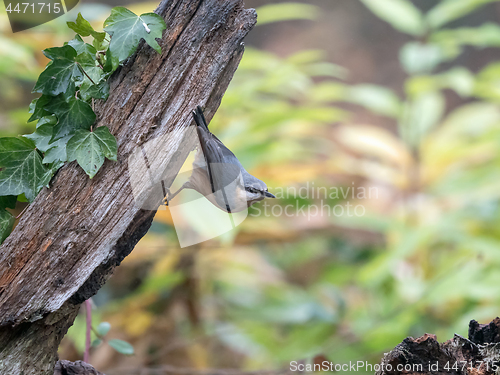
[
  {"xmin": 256, "ymin": 2, "xmax": 319, "ymax": 25},
  {"xmin": 2, "ymin": 0, "xmax": 500, "ymax": 373}
]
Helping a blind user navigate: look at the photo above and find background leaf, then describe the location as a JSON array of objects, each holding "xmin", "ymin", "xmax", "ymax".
[
  {"xmin": 346, "ymin": 85, "xmax": 402, "ymax": 118},
  {"xmin": 359, "ymin": 0, "xmax": 425, "ymax": 36},
  {"xmin": 399, "ymin": 91, "xmax": 445, "ymax": 147},
  {"xmin": 255, "ymin": 3, "xmax": 319, "ymax": 25},
  {"xmin": 108, "ymin": 339, "xmax": 134, "ymax": 355},
  {"xmin": 427, "ymin": 0, "xmax": 498, "ymax": 29},
  {"xmin": 400, "ymin": 42, "xmax": 444, "ymax": 74},
  {"xmin": 97, "ymin": 321, "xmax": 111, "ymax": 336}
]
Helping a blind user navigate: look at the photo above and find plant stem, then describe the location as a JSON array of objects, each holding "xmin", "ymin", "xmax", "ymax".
[
  {"xmin": 15, "ymin": 204, "xmax": 29, "ymax": 219},
  {"xmin": 77, "ymin": 63, "xmax": 97, "ymax": 86},
  {"xmin": 84, "ymin": 299, "xmax": 92, "ymax": 363},
  {"xmin": 91, "ymin": 326, "xmax": 104, "ymax": 340}
]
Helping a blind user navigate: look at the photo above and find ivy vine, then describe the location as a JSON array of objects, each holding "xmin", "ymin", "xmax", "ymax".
[{"xmin": 0, "ymin": 7, "xmax": 167, "ymax": 244}]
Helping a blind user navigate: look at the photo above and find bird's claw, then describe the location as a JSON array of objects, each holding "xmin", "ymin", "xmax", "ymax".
[{"xmin": 162, "ymin": 188, "xmax": 171, "ymax": 206}]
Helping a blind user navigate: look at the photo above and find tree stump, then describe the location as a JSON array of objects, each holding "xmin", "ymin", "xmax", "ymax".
[
  {"xmin": 54, "ymin": 360, "xmax": 105, "ymax": 375},
  {"xmin": 377, "ymin": 318, "xmax": 500, "ymax": 375}
]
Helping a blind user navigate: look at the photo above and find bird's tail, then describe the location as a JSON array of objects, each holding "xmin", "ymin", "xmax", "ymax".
[{"xmin": 192, "ymin": 106, "xmax": 209, "ymax": 130}]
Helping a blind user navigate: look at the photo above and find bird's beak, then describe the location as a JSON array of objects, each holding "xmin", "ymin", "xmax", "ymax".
[{"xmin": 264, "ymin": 191, "xmax": 276, "ymax": 198}]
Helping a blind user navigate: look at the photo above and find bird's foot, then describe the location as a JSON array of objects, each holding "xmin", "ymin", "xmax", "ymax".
[{"xmin": 162, "ymin": 188, "xmax": 171, "ymax": 206}]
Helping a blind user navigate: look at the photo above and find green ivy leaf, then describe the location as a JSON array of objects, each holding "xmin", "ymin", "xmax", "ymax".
[
  {"xmin": 67, "ymin": 13, "xmax": 107, "ymax": 42},
  {"xmin": 104, "ymin": 7, "xmax": 166, "ymax": 63},
  {"xmin": 93, "ymin": 36, "xmax": 109, "ymax": 52},
  {"xmin": 80, "ymin": 80, "xmax": 110, "ymax": 101},
  {"xmin": 43, "ymin": 135, "xmax": 71, "ymax": 164},
  {"xmin": 96, "ymin": 321, "xmax": 111, "ymax": 336},
  {"xmin": 33, "ymin": 45, "xmax": 82, "ymax": 96},
  {"xmin": 93, "ymin": 127, "xmax": 117, "ymax": 161},
  {"xmin": 48, "ymin": 160, "xmax": 66, "ymax": 173},
  {"xmin": 23, "ymin": 116, "xmax": 58, "ymax": 153},
  {"xmin": 43, "ymin": 45, "xmax": 78, "ymax": 60},
  {"xmin": 103, "ymin": 47, "xmax": 119, "ymax": 73},
  {"xmin": 108, "ymin": 339, "xmax": 134, "ymax": 355},
  {"xmin": 62, "ymin": 80, "xmax": 78, "ymax": 102},
  {"xmin": 28, "ymin": 96, "xmax": 51, "ymax": 122},
  {"xmin": 24, "ymin": 124, "xmax": 53, "ymax": 152},
  {"xmin": 0, "ymin": 209, "xmax": 14, "ymax": 244},
  {"xmin": 0, "ymin": 195, "xmax": 17, "ymax": 210},
  {"xmin": 76, "ymin": 52, "xmax": 104, "ymax": 85},
  {"xmin": 66, "ymin": 127, "xmax": 117, "ymax": 178},
  {"xmin": 0, "ymin": 137, "xmax": 53, "ymax": 202},
  {"xmin": 37, "ymin": 115, "xmax": 58, "ymax": 129},
  {"xmin": 67, "ymin": 34, "xmax": 97, "ymax": 56},
  {"xmin": 45, "ymin": 95, "xmax": 96, "ymax": 141},
  {"xmin": 24, "ymin": 117, "xmax": 70, "ymax": 164}
]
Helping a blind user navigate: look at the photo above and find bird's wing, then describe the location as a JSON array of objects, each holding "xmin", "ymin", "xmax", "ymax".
[
  {"xmin": 192, "ymin": 107, "xmax": 242, "ymax": 195},
  {"xmin": 196, "ymin": 126, "xmax": 241, "ymax": 194}
]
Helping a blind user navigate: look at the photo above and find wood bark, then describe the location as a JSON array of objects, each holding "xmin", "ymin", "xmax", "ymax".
[
  {"xmin": 376, "ymin": 318, "xmax": 500, "ymax": 375},
  {"xmin": 54, "ymin": 360, "xmax": 104, "ymax": 375},
  {"xmin": 0, "ymin": 0, "xmax": 256, "ymax": 373}
]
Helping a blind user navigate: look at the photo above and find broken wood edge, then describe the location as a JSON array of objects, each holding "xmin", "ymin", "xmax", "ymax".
[
  {"xmin": 54, "ymin": 360, "xmax": 105, "ymax": 375},
  {"xmin": 376, "ymin": 317, "xmax": 500, "ymax": 375}
]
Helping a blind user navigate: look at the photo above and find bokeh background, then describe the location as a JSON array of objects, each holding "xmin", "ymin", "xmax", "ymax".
[{"xmin": 2, "ymin": 0, "xmax": 500, "ymax": 373}]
